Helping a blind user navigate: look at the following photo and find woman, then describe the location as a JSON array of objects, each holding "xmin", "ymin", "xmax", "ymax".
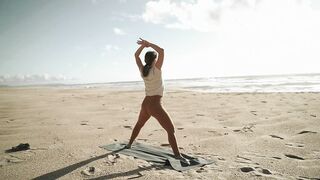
[{"xmin": 126, "ymin": 38, "xmax": 190, "ymax": 165}]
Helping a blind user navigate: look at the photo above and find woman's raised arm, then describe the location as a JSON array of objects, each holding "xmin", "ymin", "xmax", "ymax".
[
  {"xmin": 138, "ymin": 38, "xmax": 164, "ymax": 70},
  {"xmin": 134, "ymin": 44, "xmax": 145, "ymax": 70}
]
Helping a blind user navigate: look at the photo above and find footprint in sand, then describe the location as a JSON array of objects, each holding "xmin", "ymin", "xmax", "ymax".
[
  {"xmin": 310, "ymin": 114, "xmax": 316, "ymax": 117},
  {"xmin": 233, "ymin": 124, "xmax": 255, "ymax": 133},
  {"xmin": 256, "ymin": 167, "xmax": 272, "ymax": 175},
  {"xmin": 97, "ymin": 127, "xmax": 104, "ymax": 129},
  {"xmin": 284, "ymin": 154, "xmax": 304, "ymax": 160},
  {"xmin": 218, "ymin": 157, "xmax": 226, "ymax": 161},
  {"xmin": 243, "ymin": 124, "xmax": 255, "ymax": 132},
  {"xmin": 81, "ymin": 120, "xmax": 88, "ymax": 125},
  {"xmin": 123, "ymin": 125, "xmax": 132, "ymax": 129},
  {"xmin": 285, "ymin": 142, "xmax": 304, "ymax": 148},
  {"xmin": 196, "ymin": 167, "xmax": 208, "ymax": 173},
  {"xmin": 196, "ymin": 113, "xmax": 205, "ymax": 116},
  {"xmin": 297, "ymin": 130, "xmax": 317, "ymax": 134},
  {"xmin": 160, "ymin": 143, "xmax": 170, "ymax": 147},
  {"xmin": 240, "ymin": 166, "xmax": 272, "ymax": 175},
  {"xmin": 240, "ymin": 167, "xmax": 255, "ymax": 172},
  {"xmin": 272, "ymin": 156, "xmax": 281, "ymax": 160},
  {"xmin": 177, "ymin": 128, "xmax": 184, "ymax": 130},
  {"xmin": 250, "ymin": 111, "xmax": 258, "ymax": 116},
  {"xmin": 269, "ymin": 135, "xmax": 284, "ymax": 140}
]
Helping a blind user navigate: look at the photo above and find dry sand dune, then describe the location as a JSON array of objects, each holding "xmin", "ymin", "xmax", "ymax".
[{"xmin": 0, "ymin": 87, "xmax": 319, "ymax": 179}]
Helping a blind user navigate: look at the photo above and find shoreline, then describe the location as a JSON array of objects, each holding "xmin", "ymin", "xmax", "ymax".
[
  {"xmin": 2, "ymin": 85, "xmax": 320, "ymax": 93},
  {"xmin": 1, "ymin": 73, "xmax": 320, "ymax": 93}
]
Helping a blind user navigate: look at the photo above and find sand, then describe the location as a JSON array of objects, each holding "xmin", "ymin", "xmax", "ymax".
[{"xmin": 0, "ymin": 87, "xmax": 319, "ymax": 179}]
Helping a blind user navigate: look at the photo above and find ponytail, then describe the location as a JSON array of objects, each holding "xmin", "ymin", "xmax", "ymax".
[
  {"xmin": 143, "ymin": 51, "xmax": 157, "ymax": 77},
  {"xmin": 143, "ymin": 64, "xmax": 152, "ymax": 77}
]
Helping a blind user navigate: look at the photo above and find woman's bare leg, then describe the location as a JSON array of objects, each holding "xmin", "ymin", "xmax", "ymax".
[
  {"xmin": 127, "ymin": 106, "xmax": 151, "ymax": 147},
  {"xmin": 151, "ymin": 105, "xmax": 181, "ymax": 157}
]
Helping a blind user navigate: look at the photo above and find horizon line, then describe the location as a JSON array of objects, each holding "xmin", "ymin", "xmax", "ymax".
[{"xmin": 1, "ymin": 72, "xmax": 320, "ymax": 88}]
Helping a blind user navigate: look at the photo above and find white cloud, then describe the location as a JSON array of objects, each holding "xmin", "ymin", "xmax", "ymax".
[
  {"xmin": 113, "ymin": 27, "xmax": 127, "ymax": 35},
  {"xmin": 142, "ymin": 0, "xmax": 226, "ymax": 32},
  {"xmin": 0, "ymin": 74, "xmax": 75, "ymax": 86},
  {"xmin": 212, "ymin": 0, "xmax": 320, "ymax": 74},
  {"xmin": 148, "ymin": 0, "xmax": 320, "ymax": 77},
  {"xmin": 142, "ymin": 0, "xmax": 319, "ymax": 32}
]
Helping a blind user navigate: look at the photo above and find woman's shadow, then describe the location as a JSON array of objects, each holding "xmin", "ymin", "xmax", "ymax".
[{"xmin": 33, "ymin": 147, "xmax": 167, "ymax": 180}]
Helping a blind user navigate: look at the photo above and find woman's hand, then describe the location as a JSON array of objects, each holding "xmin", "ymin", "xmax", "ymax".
[{"xmin": 137, "ymin": 38, "xmax": 150, "ymax": 47}]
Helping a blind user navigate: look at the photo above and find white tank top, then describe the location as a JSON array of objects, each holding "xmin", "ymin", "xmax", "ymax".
[{"xmin": 141, "ymin": 66, "xmax": 164, "ymax": 96}]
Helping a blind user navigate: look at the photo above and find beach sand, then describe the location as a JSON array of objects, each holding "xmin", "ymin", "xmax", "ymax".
[{"xmin": 0, "ymin": 87, "xmax": 319, "ymax": 179}]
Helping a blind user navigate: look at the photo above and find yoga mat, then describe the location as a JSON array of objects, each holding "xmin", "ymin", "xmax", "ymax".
[{"xmin": 99, "ymin": 142, "xmax": 214, "ymax": 171}]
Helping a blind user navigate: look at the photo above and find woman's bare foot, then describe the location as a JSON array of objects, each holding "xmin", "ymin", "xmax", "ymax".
[{"xmin": 175, "ymin": 155, "xmax": 191, "ymax": 166}]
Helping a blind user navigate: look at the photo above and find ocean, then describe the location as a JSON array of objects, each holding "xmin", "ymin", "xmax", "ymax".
[
  {"xmin": 68, "ymin": 73, "xmax": 320, "ymax": 93},
  {"xmin": 2, "ymin": 73, "xmax": 320, "ymax": 93}
]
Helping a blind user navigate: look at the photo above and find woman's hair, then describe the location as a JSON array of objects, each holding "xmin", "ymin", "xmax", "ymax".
[{"xmin": 142, "ymin": 51, "xmax": 157, "ymax": 77}]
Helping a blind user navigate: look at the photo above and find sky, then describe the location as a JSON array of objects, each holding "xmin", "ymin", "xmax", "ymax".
[{"xmin": 0, "ymin": 0, "xmax": 320, "ymax": 85}]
